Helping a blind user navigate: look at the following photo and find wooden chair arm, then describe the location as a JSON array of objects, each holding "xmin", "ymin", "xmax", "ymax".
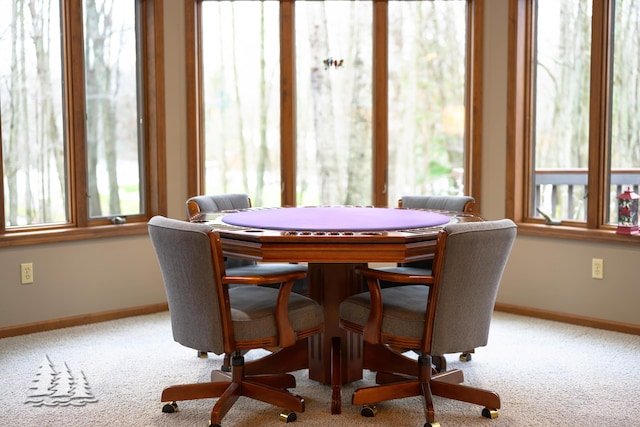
[
  {"xmin": 275, "ymin": 279, "xmax": 296, "ymax": 347},
  {"xmin": 223, "ymin": 270, "xmax": 307, "ymax": 286},
  {"xmin": 356, "ymin": 266, "xmax": 434, "ymax": 285},
  {"xmin": 355, "ymin": 266, "xmax": 433, "ymax": 345},
  {"xmin": 222, "ymin": 273, "xmax": 302, "ymax": 349}
]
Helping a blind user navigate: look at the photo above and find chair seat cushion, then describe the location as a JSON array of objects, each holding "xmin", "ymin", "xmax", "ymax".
[
  {"xmin": 226, "ymin": 263, "xmax": 308, "ymax": 276},
  {"xmin": 230, "ymin": 286, "xmax": 323, "ymax": 342},
  {"xmin": 227, "ymin": 264, "xmax": 309, "ymax": 294},
  {"xmin": 340, "ymin": 285, "xmax": 428, "ymax": 340}
]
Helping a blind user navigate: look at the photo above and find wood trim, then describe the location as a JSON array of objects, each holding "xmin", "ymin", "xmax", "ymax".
[
  {"xmin": 467, "ymin": 0, "xmax": 484, "ymax": 215},
  {"xmin": 587, "ymin": 1, "xmax": 613, "ymax": 228},
  {"xmin": 185, "ymin": 1, "xmax": 202, "ymax": 198},
  {"xmin": 0, "ymin": 303, "xmax": 168, "ymax": 339},
  {"xmin": 280, "ymin": 0, "xmax": 297, "ymax": 206},
  {"xmin": 145, "ymin": 0, "xmax": 167, "ymax": 217},
  {"xmin": 495, "ymin": 302, "xmax": 640, "ymax": 336},
  {"xmin": 66, "ymin": 0, "xmax": 88, "ymax": 227},
  {"xmin": 4, "ymin": 301, "xmax": 635, "ymax": 340},
  {"xmin": 372, "ymin": 0, "xmax": 388, "ymax": 207},
  {"xmin": 506, "ymin": 0, "xmax": 528, "ymax": 221}
]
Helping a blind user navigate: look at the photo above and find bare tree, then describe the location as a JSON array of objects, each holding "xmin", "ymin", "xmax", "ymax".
[
  {"xmin": 85, "ymin": 0, "xmax": 121, "ymax": 217},
  {"xmin": 255, "ymin": 2, "xmax": 268, "ymax": 206},
  {"xmin": 612, "ymin": 3, "xmax": 640, "ymax": 168},
  {"xmin": 345, "ymin": 1, "xmax": 371, "ymax": 205},
  {"xmin": 5, "ymin": 0, "xmax": 26, "ymax": 225},
  {"xmin": 306, "ymin": 3, "xmax": 339, "ymax": 204},
  {"xmin": 230, "ymin": 5, "xmax": 249, "ymax": 193},
  {"xmin": 28, "ymin": 0, "xmax": 64, "ymax": 222}
]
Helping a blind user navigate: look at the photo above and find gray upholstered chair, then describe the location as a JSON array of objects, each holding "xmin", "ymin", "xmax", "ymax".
[
  {"xmin": 187, "ymin": 193, "xmax": 308, "ymax": 294},
  {"xmin": 186, "ymin": 193, "xmax": 253, "ymax": 221},
  {"xmin": 395, "ymin": 194, "xmax": 477, "ymax": 368},
  {"xmin": 148, "ymin": 216, "xmax": 324, "ymax": 427},
  {"xmin": 397, "ymin": 194, "xmax": 476, "ymax": 270},
  {"xmin": 337, "ymin": 219, "xmax": 516, "ymax": 426},
  {"xmin": 398, "ymin": 195, "xmax": 476, "ymax": 213},
  {"xmin": 187, "ymin": 194, "xmax": 309, "ymax": 362}
]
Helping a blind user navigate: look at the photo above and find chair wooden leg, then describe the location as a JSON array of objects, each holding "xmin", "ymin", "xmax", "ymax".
[
  {"xmin": 242, "ymin": 380, "xmax": 305, "ymax": 412},
  {"xmin": 161, "ymin": 382, "xmax": 230, "ymax": 403},
  {"xmin": 247, "ymin": 373, "xmax": 297, "ymax": 390},
  {"xmin": 209, "ymin": 353, "xmax": 305, "ymax": 425},
  {"xmin": 352, "ymin": 380, "xmax": 421, "ymax": 405},
  {"xmin": 419, "ymin": 354, "xmax": 436, "ymax": 425},
  {"xmin": 222, "ymin": 352, "xmax": 232, "ymax": 372},
  {"xmin": 431, "ymin": 368, "xmax": 464, "ymax": 384},
  {"xmin": 331, "ymin": 337, "xmax": 342, "ymax": 414},
  {"xmin": 210, "ymin": 382, "xmax": 241, "ymax": 425},
  {"xmin": 432, "ymin": 355, "xmax": 446, "ymax": 372},
  {"xmin": 430, "ymin": 379, "xmax": 501, "ymax": 410},
  {"xmin": 376, "ymin": 371, "xmax": 414, "ymax": 384}
]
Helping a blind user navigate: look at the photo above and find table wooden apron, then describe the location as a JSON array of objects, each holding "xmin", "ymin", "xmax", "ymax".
[{"xmin": 196, "ymin": 206, "xmax": 478, "ymax": 385}]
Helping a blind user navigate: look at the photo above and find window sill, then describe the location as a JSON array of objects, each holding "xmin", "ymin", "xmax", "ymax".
[
  {"xmin": 0, "ymin": 222, "xmax": 150, "ymax": 248},
  {"xmin": 515, "ymin": 221, "xmax": 640, "ymax": 245}
]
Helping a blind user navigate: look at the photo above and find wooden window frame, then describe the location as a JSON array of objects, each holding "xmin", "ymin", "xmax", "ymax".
[
  {"xmin": 0, "ymin": 0, "xmax": 166, "ymax": 248},
  {"xmin": 507, "ymin": 0, "xmax": 639, "ymax": 244},
  {"xmin": 186, "ymin": 0, "xmax": 483, "ymax": 210}
]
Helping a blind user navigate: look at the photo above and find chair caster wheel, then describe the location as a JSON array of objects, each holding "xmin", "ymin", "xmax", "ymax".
[
  {"xmin": 482, "ymin": 407, "xmax": 499, "ymax": 419},
  {"xmin": 162, "ymin": 401, "xmax": 178, "ymax": 413},
  {"xmin": 360, "ymin": 404, "xmax": 377, "ymax": 417},
  {"xmin": 279, "ymin": 410, "xmax": 297, "ymax": 423},
  {"xmin": 460, "ymin": 352, "xmax": 472, "ymax": 362},
  {"xmin": 424, "ymin": 423, "xmax": 441, "ymax": 427},
  {"xmin": 208, "ymin": 422, "xmax": 221, "ymax": 427}
]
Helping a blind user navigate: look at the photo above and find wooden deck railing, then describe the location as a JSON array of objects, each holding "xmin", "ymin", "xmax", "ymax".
[{"xmin": 534, "ymin": 169, "xmax": 640, "ymax": 220}]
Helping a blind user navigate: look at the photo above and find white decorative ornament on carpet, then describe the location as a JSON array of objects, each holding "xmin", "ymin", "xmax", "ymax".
[{"xmin": 24, "ymin": 355, "xmax": 98, "ymax": 407}]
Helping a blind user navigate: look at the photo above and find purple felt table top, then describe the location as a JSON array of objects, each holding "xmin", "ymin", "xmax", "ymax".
[{"xmin": 221, "ymin": 206, "xmax": 450, "ymax": 231}]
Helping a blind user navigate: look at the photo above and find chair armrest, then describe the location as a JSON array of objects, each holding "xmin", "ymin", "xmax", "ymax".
[
  {"xmin": 355, "ymin": 266, "xmax": 434, "ymax": 285},
  {"xmin": 275, "ymin": 279, "xmax": 296, "ymax": 347},
  {"xmin": 355, "ymin": 267, "xmax": 433, "ymax": 345},
  {"xmin": 223, "ymin": 272, "xmax": 304, "ymax": 348},
  {"xmin": 223, "ymin": 270, "xmax": 307, "ymax": 286}
]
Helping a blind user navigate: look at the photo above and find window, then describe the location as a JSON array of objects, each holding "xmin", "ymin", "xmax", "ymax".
[
  {"xmin": 508, "ymin": 0, "xmax": 640, "ymax": 242},
  {"xmin": 0, "ymin": 0, "xmax": 165, "ymax": 246},
  {"xmin": 187, "ymin": 0, "xmax": 482, "ymax": 209},
  {"xmin": 387, "ymin": 1, "xmax": 468, "ymax": 202},
  {"xmin": 295, "ymin": 1, "xmax": 373, "ymax": 206},
  {"xmin": 200, "ymin": 1, "xmax": 282, "ymax": 207}
]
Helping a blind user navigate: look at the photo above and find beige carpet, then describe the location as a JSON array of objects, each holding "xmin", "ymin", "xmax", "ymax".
[{"xmin": 2, "ymin": 311, "xmax": 639, "ymax": 427}]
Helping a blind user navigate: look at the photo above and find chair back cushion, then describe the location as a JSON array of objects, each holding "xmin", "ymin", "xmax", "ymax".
[
  {"xmin": 185, "ymin": 194, "xmax": 253, "ymax": 268},
  {"xmin": 148, "ymin": 216, "xmax": 226, "ymax": 354},
  {"xmin": 186, "ymin": 193, "xmax": 251, "ymax": 216},
  {"xmin": 430, "ymin": 219, "xmax": 516, "ymax": 354},
  {"xmin": 401, "ymin": 195, "xmax": 474, "ymax": 212}
]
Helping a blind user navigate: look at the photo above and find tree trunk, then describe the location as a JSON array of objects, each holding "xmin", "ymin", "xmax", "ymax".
[
  {"xmin": 345, "ymin": 1, "xmax": 371, "ymax": 206},
  {"xmin": 307, "ymin": 3, "xmax": 338, "ymax": 204}
]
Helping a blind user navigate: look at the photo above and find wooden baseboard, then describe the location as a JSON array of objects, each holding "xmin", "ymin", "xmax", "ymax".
[
  {"xmin": 2, "ymin": 301, "xmax": 638, "ymax": 339},
  {"xmin": 495, "ymin": 303, "xmax": 640, "ymax": 336},
  {"xmin": 0, "ymin": 302, "xmax": 169, "ymax": 339}
]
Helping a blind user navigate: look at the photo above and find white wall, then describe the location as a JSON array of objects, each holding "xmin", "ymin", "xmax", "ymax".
[{"xmin": 1, "ymin": 0, "xmax": 638, "ymax": 329}]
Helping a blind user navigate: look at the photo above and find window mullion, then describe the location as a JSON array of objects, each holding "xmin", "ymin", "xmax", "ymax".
[
  {"xmin": 280, "ymin": 0, "xmax": 296, "ymax": 207},
  {"xmin": 372, "ymin": 0, "xmax": 388, "ymax": 207},
  {"xmin": 587, "ymin": 0, "xmax": 613, "ymax": 229},
  {"xmin": 64, "ymin": 0, "xmax": 89, "ymax": 227}
]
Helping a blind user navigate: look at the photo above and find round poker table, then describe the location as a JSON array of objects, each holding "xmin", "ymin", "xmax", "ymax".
[
  {"xmin": 221, "ymin": 206, "xmax": 450, "ymax": 232},
  {"xmin": 203, "ymin": 206, "xmax": 482, "ymax": 389}
]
